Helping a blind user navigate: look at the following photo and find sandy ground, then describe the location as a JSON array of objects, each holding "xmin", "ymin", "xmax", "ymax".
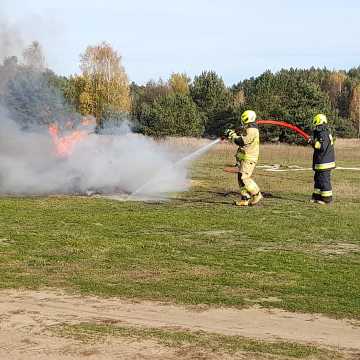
[{"xmin": 0, "ymin": 289, "xmax": 360, "ymax": 359}]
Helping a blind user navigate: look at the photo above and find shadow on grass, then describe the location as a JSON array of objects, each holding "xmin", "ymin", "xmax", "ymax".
[{"xmin": 166, "ymin": 190, "xmax": 306, "ymax": 205}]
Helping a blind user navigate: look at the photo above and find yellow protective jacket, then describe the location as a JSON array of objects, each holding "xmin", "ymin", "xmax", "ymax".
[{"xmin": 234, "ymin": 123, "xmax": 260, "ymax": 162}]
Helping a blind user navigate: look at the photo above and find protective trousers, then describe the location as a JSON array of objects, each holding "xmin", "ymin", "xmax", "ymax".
[
  {"xmin": 237, "ymin": 160, "xmax": 260, "ymax": 199},
  {"xmin": 312, "ymin": 170, "xmax": 333, "ymax": 203}
]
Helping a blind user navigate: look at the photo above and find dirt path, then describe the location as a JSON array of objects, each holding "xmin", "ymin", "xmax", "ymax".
[{"xmin": 0, "ymin": 289, "xmax": 359, "ymax": 359}]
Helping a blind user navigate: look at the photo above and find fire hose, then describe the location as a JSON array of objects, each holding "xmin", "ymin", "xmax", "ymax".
[
  {"xmin": 221, "ymin": 119, "xmax": 310, "ymax": 141},
  {"xmin": 223, "ymin": 119, "xmax": 311, "ymax": 173},
  {"xmin": 256, "ymin": 119, "xmax": 310, "ymax": 141}
]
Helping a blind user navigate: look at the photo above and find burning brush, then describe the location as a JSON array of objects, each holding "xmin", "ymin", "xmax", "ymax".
[{"xmin": 48, "ymin": 117, "xmax": 96, "ymax": 158}]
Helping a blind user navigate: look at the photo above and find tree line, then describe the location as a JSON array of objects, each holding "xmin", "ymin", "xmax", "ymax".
[{"xmin": 1, "ymin": 41, "xmax": 360, "ymax": 141}]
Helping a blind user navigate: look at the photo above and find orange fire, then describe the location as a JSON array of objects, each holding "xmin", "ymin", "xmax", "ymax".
[
  {"xmin": 49, "ymin": 123, "xmax": 89, "ymax": 158},
  {"xmin": 80, "ymin": 117, "xmax": 96, "ymax": 126}
]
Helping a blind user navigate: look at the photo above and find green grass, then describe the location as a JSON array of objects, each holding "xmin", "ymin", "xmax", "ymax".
[
  {"xmin": 53, "ymin": 322, "xmax": 341, "ymax": 359},
  {"xmin": 0, "ymin": 143, "xmax": 360, "ymax": 319}
]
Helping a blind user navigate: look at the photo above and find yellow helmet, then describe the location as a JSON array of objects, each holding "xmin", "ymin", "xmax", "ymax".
[
  {"xmin": 313, "ymin": 114, "xmax": 327, "ymax": 126},
  {"xmin": 241, "ymin": 110, "xmax": 256, "ymax": 124}
]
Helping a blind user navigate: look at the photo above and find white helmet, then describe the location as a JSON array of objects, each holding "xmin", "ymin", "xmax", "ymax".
[{"xmin": 241, "ymin": 110, "xmax": 256, "ymax": 124}]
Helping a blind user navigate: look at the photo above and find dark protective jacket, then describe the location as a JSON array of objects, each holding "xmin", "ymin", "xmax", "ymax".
[{"xmin": 312, "ymin": 125, "xmax": 335, "ymax": 171}]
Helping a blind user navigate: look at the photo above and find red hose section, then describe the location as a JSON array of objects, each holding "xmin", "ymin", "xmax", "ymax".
[{"xmin": 256, "ymin": 119, "xmax": 310, "ymax": 140}]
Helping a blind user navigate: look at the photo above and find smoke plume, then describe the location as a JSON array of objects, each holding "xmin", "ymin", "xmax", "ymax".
[
  {"xmin": 0, "ymin": 24, "xmax": 193, "ymax": 199},
  {"xmin": 0, "ymin": 22, "xmax": 24, "ymax": 63},
  {"xmin": 0, "ymin": 108, "xmax": 190, "ymax": 198}
]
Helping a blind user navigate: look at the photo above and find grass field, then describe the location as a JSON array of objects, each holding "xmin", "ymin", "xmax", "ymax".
[{"xmin": 1, "ymin": 139, "xmax": 360, "ymax": 359}]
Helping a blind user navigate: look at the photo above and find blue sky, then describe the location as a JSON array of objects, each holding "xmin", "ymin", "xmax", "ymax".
[{"xmin": 2, "ymin": 0, "xmax": 360, "ymax": 85}]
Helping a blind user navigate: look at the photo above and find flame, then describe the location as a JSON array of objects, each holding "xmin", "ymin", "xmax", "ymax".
[
  {"xmin": 80, "ymin": 117, "xmax": 96, "ymax": 126},
  {"xmin": 49, "ymin": 122, "xmax": 89, "ymax": 158}
]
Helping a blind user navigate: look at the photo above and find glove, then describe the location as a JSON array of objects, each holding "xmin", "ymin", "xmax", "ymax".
[
  {"xmin": 223, "ymin": 129, "xmax": 232, "ymax": 138},
  {"xmin": 224, "ymin": 129, "xmax": 239, "ymax": 142},
  {"xmin": 307, "ymin": 137, "xmax": 314, "ymax": 145}
]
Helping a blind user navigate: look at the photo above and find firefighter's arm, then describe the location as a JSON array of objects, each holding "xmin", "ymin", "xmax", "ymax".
[
  {"xmin": 307, "ymin": 135, "xmax": 321, "ymax": 149},
  {"xmin": 224, "ymin": 129, "xmax": 240, "ymax": 142},
  {"xmin": 313, "ymin": 135, "xmax": 327, "ymax": 150},
  {"xmin": 224, "ymin": 128, "xmax": 257, "ymax": 147},
  {"xmin": 223, "ymin": 129, "xmax": 246, "ymax": 146},
  {"xmin": 314, "ymin": 140, "xmax": 322, "ymax": 149}
]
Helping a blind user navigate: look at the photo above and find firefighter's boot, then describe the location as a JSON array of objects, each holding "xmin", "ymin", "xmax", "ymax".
[
  {"xmin": 249, "ymin": 192, "xmax": 263, "ymax": 206},
  {"xmin": 234, "ymin": 194, "xmax": 250, "ymax": 206},
  {"xmin": 234, "ymin": 199, "xmax": 250, "ymax": 206}
]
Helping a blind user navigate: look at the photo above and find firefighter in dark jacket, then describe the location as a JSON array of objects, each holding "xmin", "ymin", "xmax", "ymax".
[{"xmin": 309, "ymin": 114, "xmax": 335, "ymax": 204}]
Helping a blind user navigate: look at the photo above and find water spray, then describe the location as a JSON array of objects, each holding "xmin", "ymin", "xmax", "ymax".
[{"xmin": 128, "ymin": 138, "xmax": 221, "ymax": 199}]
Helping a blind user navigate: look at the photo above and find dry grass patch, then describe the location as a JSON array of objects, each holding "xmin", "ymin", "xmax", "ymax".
[
  {"xmin": 54, "ymin": 322, "xmax": 345, "ymax": 360},
  {"xmin": 314, "ymin": 242, "xmax": 360, "ymax": 256}
]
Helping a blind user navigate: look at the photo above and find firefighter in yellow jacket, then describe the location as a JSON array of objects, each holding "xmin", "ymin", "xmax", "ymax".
[{"xmin": 224, "ymin": 110, "xmax": 262, "ymax": 206}]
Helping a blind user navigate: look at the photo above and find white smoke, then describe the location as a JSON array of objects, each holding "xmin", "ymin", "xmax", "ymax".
[
  {"xmin": 0, "ymin": 108, "xmax": 190, "ymax": 198},
  {"xmin": 0, "ymin": 22, "xmax": 24, "ymax": 63},
  {"xmin": 0, "ymin": 21, "xmax": 201, "ymax": 199}
]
